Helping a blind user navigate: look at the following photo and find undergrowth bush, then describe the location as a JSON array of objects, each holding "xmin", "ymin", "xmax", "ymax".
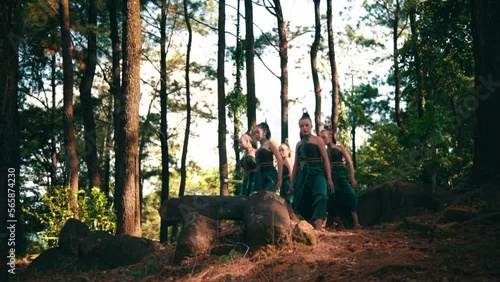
[{"xmin": 24, "ymin": 186, "xmax": 116, "ymax": 249}]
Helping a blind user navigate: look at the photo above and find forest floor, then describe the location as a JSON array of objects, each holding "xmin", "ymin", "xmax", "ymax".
[{"xmin": 14, "ymin": 205, "xmax": 500, "ymax": 282}]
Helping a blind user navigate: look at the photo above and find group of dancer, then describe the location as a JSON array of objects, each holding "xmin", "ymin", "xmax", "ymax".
[{"xmin": 238, "ymin": 109, "xmax": 362, "ymax": 231}]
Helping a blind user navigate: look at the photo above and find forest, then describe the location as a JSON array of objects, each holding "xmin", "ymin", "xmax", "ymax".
[{"xmin": 0, "ymin": 0, "xmax": 499, "ymax": 281}]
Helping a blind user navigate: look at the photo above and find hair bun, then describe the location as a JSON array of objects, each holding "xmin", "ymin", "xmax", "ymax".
[{"xmin": 301, "ymin": 108, "xmax": 310, "ymax": 119}]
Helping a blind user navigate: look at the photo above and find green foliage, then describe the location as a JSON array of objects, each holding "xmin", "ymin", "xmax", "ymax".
[
  {"xmin": 24, "ymin": 187, "xmax": 116, "ymax": 249},
  {"xmin": 141, "ymin": 192, "xmax": 161, "ymax": 240},
  {"xmin": 77, "ymin": 188, "xmax": 117, "ymax": 232},
  {"xmin": 219, "ymin": 248, "xmax": 241, "ymax": 263}
]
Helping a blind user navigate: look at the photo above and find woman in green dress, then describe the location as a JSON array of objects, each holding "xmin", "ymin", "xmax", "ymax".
[
  {"xmin": 279, "ymin": 140, "xmax": 294, "ymax": 204},
  {"xmin": 252, "ymin": 122, "xmax": 283, "ymax": 193},
  {"xmin": 320, "ymin": 128, "xmax": 362, "ymax": 229},
  {"xmin": 239, "ymin": 132, "xmax": 258, "ymax": 196},
  {"xmin": 289, "ymin": 110, "xmax": 334, "ymax": 230}
]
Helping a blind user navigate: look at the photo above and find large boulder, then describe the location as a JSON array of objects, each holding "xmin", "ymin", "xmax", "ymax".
[
  {"xmin": 30, "ymin": 219, "xmax": 156, "ymax": 272},
  {"xmin": 160, "ymin": 195, "xmax": 247, "ymax": 225},
  {"xmin": 358, "ymin": 181, "xmax": 436, "ymax": 226},
  {"xmin": 27, "ymin": 248, "xmax": 77, "ymax": 274},
  {"xmin": 78, "ymin": 230, "xmax": 115, "ymax": 258},
  {"xmin": 58, "ymin": 218, "xmax": 89, "ymax": 255},
  {"xmin": 174, "ymin": 213, "xmax": 218, "ymax": 263},
  {"xmin": 242, "ymin": 191, "xmax": 294, "ymax": 249},
  {"xmin": 78, "ymin": 234, "xmax": 156, "ymax": 270}
]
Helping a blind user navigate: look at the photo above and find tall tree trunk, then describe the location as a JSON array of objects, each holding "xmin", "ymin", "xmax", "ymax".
[
  {"xmin": 326, "ymin": 0, "xmax": 339, "ymax": 133},
  {"xmin": 311, "ymin": 0, "xmax": 322, "ymax": 135},
  {"xmin": 393, "ymin": 0, "xmax": 404, "ymax": 133},
  {"xmin": 1, "ymin": 0, "xmax": 21, "ymax": 277},
  {"xmin": 102, "ymin": 116, "xmax": 112, "ymax": 198},
  {"xmin": 109, "ymin": 0, "xmax": 121, "ymax": 204},
  {"xmin": 409, "ymin": 1, "xmax": 426, "ymax": 119},
  {"xmin": 349, "ymin": 75, "xmax": 357, "ymax": 169},
  {"xmin": 231, "ymin": 0, "xmax": 243, "ymax": 194},
  {"xmin": 218, "ymin": 0, "xmax": 229, "ymax": 196},
  {"xmin": 59, "ymin": 0, "xmax": 79, "ymax": 218},
  {"xmin": 351, "ymin": 117, "xmax": 357, "ymax": 170},
  {"xmin": 116, "ymin": 0, "xmax": 142, "ymax": 236},
  {"xmin": 50, "ymin": 53, "xmax": 58, "ymax": 187},
  {"xmin": 159, "ymin": 0, "xmax": 170, "ymax": 244},
  {"xmin": 471, "ymin": 0, "xmax": 500, "ymax": 185},
  {"xmin": 179, "ymin": 0, "xmax": 193, "ymax": 198},
  {"xmin": 273, "ymin": 0, "xmax": 289, "ymax": 143},
  {"xmin": 244, "ymin": 0, "xmax": 256, "ymax": 130},
  {"xmin": 79, "ymin": 0, "xmax": 102, "ymax": 189}
]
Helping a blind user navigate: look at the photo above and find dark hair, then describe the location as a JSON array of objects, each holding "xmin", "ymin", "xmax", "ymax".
[
  {"xmin": 256, "ymin": 122, "xmax": 271, "ymax": 140},
  {"xmin": 245, "ymin": 131, "xmax": 258, "ymax": 149},
  {"xmin": 321, "ymin": 126, "xmax": 337, "ymax": 144},
  {"xmin": 300, "ymin": 108, "xmax": 312, "ymax": 121},
  {"xmin": 299, "ymin": 108, "xmax": 311, "ymax": 140}
]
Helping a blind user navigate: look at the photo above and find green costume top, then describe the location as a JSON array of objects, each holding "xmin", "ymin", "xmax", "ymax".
[
  {"xmin": 292, "ymin": 138, "xmax": 328, "ymax": 220},
  {"xmin": 328, "ymin": 146, "xmax": 344, "ymax": 163},
  {"xmin": 326, "ymin": 147, "xmax": 354, "ymax": 194},
  {"xmin": 254, "ymin": 147, "xmax": 277, "ymax": 192},
  {"xmin": 240, "ymin": 154, "xmax": 257, "ymax": 196},
  {"xmin": 326, "ymin": 146, "xmax": 358, "ymax": 218}
]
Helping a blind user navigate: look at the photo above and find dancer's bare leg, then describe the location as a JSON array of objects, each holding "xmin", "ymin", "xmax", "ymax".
[
  {"xmin": 351, "ymin": 212, "xmax": 363, "ymax": 229},
  {"xmin": 313, "ymin": 218, "xmax": 324, "ymax": 230}
]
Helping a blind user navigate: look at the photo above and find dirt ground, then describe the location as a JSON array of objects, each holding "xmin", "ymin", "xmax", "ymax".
[{"xmin": 14, "ymin": 207, "xmax": 500, "ymax": 282}]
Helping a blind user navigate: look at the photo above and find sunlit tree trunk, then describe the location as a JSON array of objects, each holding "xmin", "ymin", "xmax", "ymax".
[
  {"xmin": 326, "ymin": 0, "xmax": 339, "ymax": 133},
  {"xmin": 409, "ymin": 0, "xmax": 426, "ymax": 119},
  {"xmin": 218, "ymin": 0, "xmax": 229, "ymax": 196},
  {"xmin": 0, "ymin": 0, "xmax": 21, "ymax": 276},
  {"xmin": 109, "ymin": 0, "xmax": 121, "ymax": 203},
  {"xmin": 50, "ymin": 53, "xmax": 58, "ymax": 187},
  {"xmin": 59, "ymin": 0, "xmax": 79, "ymax": 218},
  {"xmin": 102, "ymin": 104, "xmax": 112, "ymax": 199},
  {"xmin": 245, "ymin": 0, "xmax": 256, "ymax": 130},
  {"xmin": 311, "ymin": 0, "xmax": 322, "ymax": 135},
  {"xmin": 116, "ymin": 0, "xmax": 142, "ymax": 236},
  {"xmin": 179, "ymin": 0, "xmax": 193, "ymax": 199},
  {"xmin": 230, "ymin": 0, "xmax": 244, "ymax": 194},
  {"xmin": 471, "ymin": 0, "xmax": 500, "ymax": 185},
  {"xmin": 159, "ymin": 0, "xmax": 170, "ymax": 244},
  {"xmin": 79, "ymin": 0, "xmax": 102, "ymax": 189}
]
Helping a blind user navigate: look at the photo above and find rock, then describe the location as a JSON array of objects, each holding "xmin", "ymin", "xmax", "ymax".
[
  {"xmin": 78, "ymin": 230, "xmax": 114, "ymax": 258},
  {"xmin": 292, "ymin": 220, "xmax": 317, "ymax": 246},
  {"xmin": 27, "ymin": 247, "xmax": 77, "ymax": 273},
  {"xmin": 79, "ymin": 234, "xmax": 155, "ymax": 270},
  {"xmin": 358, "ymin": 181, "xmax": 435, "ymax": 226},
  {"xmin": 243, "ymin": 191, "xmax": 293, "ymax": 249},
  {"xmin": 438, "ymin": 206, "xmax": 478, "ymax": 223},
  {"xmin": 160, "ymin": 195, "xmax": 247, "ymax": 225},
  {"xmin": 174, "ymin": 213, "xmax": 218, "ymax": 263},
  {"xmin": 58, "ymin": 218, "xmax": 89, "ymax": 255}
]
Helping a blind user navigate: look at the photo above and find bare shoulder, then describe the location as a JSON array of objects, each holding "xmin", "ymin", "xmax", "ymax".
[
  {"xmin": 310, "ymin": 135, "xmax": 324, "ymax": 146},
  {"xmin": 269, "ymin": 139, "xmax": 280, "ymax": 148},
  {"xmin": 333, "ymin": 144, "xmax": 348, "ymax": 154}
]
